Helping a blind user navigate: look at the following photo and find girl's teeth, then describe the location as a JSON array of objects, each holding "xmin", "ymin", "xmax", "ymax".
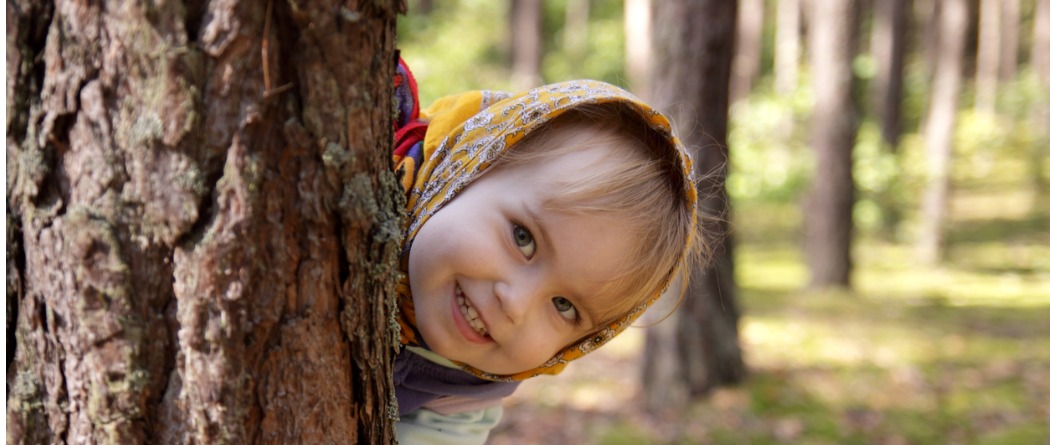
[{"xmin": 456, "ymin": 286, "xmax": 488, "ymax": 337}]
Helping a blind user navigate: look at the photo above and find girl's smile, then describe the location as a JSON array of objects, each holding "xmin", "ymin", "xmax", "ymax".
[{"xmin": 453, "ymin": 283, "xmax": 492, "ymax": 343}]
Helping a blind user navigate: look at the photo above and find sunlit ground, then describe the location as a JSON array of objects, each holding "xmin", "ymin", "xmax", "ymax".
[{"xmin": 489, "ymin": 195, "xmax": 1050, "ymax": 445}]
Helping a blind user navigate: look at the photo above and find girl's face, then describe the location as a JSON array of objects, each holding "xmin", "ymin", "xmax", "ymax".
[{"xmin": 408, "ymin": 137, "xmax": 638, "ymax": 375}]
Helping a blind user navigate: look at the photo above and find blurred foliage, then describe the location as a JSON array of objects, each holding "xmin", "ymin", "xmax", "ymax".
[
  {"xmin": 399, "ymin": 0, "xmax": 1047, "ymax": 240},
  {"xmin": 400, "ymin": 2, "xmax": 1050, "ymax": 443},
  {"xmin": 726, "ymin": 77, "xmax": 815, "ymax": 203},
  {"xmin": 398, "ymin": 0, "xmax": 628, "ymax": 105},
  {"xmin": 730, "ymin": 67, "xmax": 1048, "ymax": 242},
  {"xmin": 540, "ymin": 0, "xmax": 628, "ymax": 87},
  {"xmin": 397, "ymin": 0, "xmax": 510, "ymax": 105}
]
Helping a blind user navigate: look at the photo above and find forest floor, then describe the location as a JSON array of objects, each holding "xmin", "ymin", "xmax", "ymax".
[{"xmin": 488, "ymin": 197, "xmax": 1050, "ymax": 445}]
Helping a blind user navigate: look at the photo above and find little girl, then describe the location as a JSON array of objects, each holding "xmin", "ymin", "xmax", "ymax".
[{"xmin": 391, "ymin": 60, "xmax": 704, "ymax": 444}]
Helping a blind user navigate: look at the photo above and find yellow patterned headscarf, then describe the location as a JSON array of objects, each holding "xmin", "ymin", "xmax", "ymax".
[{"xmin": 394, "ymin": 80, "xmax": 698, "ymax": 382}]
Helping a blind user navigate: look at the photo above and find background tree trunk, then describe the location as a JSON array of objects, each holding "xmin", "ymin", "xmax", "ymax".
[
  {"xmin": 804, "ymin": 0, "xmax": 860, "ymax": 289},
  {"xmin": 921, "ymin": 0, "xmax": 943, "ymax": 78},
  {"xmin": 6, "ymin": 1, "xmax": 403, "ymax": 443},
  {"xmin": 1031, "ymin": 0, "xmax": 1050, "ymax": 194},
  {"xmin": 918, "ymin": 0, "xmax": 968, "ymax": 264},
  {"xmin": 1033, "ymin": 0, "xmax": 1050, "ymax": 83},
  {"xmin": 510, "ymin": 0, "xmax": 545, "ymax": 90},
  {"xmin": 733, "ymin": 0, "xmax": 765, "ymax": 102},
  {"xmin": 624, "ymin": 0, "xmax": 653, "ymax": 99},
  {"xmin": 775, "ymin": 0, "xmax": 802, "ymax": 94},
  {"xmin": 872, "ymin": 0, "xmax": 911, "ymax": 150},
  {"xmin": 975, "ymin": 0, "xmax": 1002, "ymax": 112},
  {"xmin": 642, "ymin": 0, "xmax": 745, "ymax": 410},
  {"xmin": 999, "ymin": 0, "xmax": 1019, "ymax": 81},
  {"xmin": 416, "ymin": 0, "xmax": 435, "ymax": 15}
]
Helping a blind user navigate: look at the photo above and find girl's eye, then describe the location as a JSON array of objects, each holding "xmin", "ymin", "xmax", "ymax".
[
  {"xmin": 513, "ymin": 224, "xmax": 536, "ymax": 259},
  {"xmin": 552, "ymin": 296, "xmax": 578, "ymax": 321}
]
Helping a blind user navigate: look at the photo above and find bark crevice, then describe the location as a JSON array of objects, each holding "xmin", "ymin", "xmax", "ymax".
[{"xmin": 7, "ymin": 214, "xmax": 24, "ymax": 368}]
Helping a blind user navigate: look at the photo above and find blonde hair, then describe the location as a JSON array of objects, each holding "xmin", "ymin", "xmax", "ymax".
[{"xmin": 493, "ymin": 104, "xmax": 708, "ymax": 326}]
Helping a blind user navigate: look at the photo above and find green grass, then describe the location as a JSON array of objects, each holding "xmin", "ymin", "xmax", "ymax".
[{"xmin": 583, "ymin": 195, "xmax": 1050, "ymax": 445}]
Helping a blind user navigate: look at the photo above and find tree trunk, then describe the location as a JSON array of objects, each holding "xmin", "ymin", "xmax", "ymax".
[
  {"xmin": 976, "ymin": 0, "xmax": 1002, "ymax": 112},
  {"xmin": 1031, "ymin": 0, "xmax": 1050, "ymax": 193},
  {"xmin": 642, "ymin": 0, "xmax": 745, "ymax": 410},
  {"xmin": 1034, "ymin": 0, "xmax": 1050, "ymax": 84},
  {"xmin": 999, "ymin": 0, "xmax": 1019, "ymax": 81},
  {"xmin": 921, "ymin": 0, "xmax": 943, "ymax": 78},
  {"xmin": 733, "ymin": 0, "xmax": 765, "ymax": 102},
  {"xmin": 872, "ymin": 0, "xmax": 911, "ymax": 150},
  {"xmin": 775, "ymin": 0, "xmax": 802, "ymax": 94},
  {"xmin": 6, "ymin": 1, "xmax": 403, "ymax": 444},
  {"xmin": 417, "ymin": 0, "xmax": 435, "ymax": 15},
  {"xmin": 511, "ymin": 0, "xmax": 545, "ymax": 90},
  {"xmin": 804, "ymin": 0, "xmax": 860, "ymax": 289},
  {"xmin": 624, "ymin": 0, "xmax": 653, "ymax": 99},
  {"xmin": 918, "ymin": 0, "xmax": 968, "ymax": 264}
]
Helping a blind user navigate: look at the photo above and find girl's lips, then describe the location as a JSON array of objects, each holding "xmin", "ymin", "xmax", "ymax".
[{"xmin": 451, "ymin": 284, "xmax": 493, "ymax": 344}]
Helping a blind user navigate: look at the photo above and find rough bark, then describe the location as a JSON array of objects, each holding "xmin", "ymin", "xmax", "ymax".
[
  {"xmin": 732, "ymin": 0, "xmax": 765, "ymax": 102},
  {"xmin": 804, "ymin": 0, "xmax": 860, "ymax": 289},
  {"xmin": 872, "ymin": 0, "xmax": 911, "ymax": 150},
  {"xmin": 775, "ymin": 0, "xmax": 802, "ymax": 94},
  {"xmin": 642, "ymin": 0, "xmax": 745, "ymax": 410},
  {"xmin": 6, "ymin": 1, "xmax": 403, "ymax": 443},
  {"xmin": 510, "ymin": 0, "xmax": 544, "ymax": 90},
  {"xmin": 918, "ymin": 0, "xmax": 968, "ymax": 264}
]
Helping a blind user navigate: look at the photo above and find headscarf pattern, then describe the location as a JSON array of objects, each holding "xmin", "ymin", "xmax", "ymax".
[{"xmin": 393, "ymin": 76, "xmax": 698, "ymax": 382}]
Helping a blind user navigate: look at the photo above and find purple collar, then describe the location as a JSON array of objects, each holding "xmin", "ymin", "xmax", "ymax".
[{"xmin": 393, "ymin": 349, "xmax": 520, "ymax": 416}]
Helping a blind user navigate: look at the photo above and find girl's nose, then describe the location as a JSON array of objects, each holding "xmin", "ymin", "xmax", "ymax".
[{"xmin": 493, "ymin": 279, "xmax": 534, "ymax": 326}]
